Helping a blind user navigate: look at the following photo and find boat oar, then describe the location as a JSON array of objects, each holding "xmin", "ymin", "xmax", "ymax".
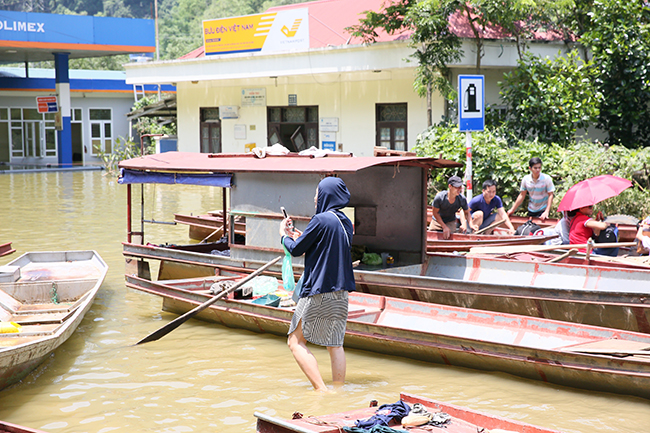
[
  {"xmin": 474, "ymin": 218, "xmax": 506, "ymax": 235},
  {"xmin": 199, "ymin": 226, "xmax": 223, "ymax": 243},
  {"xmin": 134, "ymin": 255, "xmax": 282, "ymax": 345},
  {"xmin": 547, "ymin": 248, "xmax": 578, "ymax": 263}
]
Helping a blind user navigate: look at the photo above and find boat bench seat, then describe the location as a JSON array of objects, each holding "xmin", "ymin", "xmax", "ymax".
[
  {"xmin": 0, "ymin": 335, "xmax": 42, "ymax": 347},
  {"xmin": 16, "ymin": 302, "xmax": 76, "ymax": 314},
  {"xmin": 4, "ymin": 323, "xmax": 61, "ymax": 336},
  {"xmin": 10, "ymin": 310, "xmax": 73, "ymax": 325},
  {"xmin": 558, "ymin": 338, "xmax": 650, "ymax": 357},
  {"xmin": 348, "ymin": 307, "xmax": 383, "ymax": 320}
]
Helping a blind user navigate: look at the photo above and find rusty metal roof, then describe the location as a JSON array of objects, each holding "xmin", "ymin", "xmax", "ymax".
[{"xmin": 118, "ymin": 152, "xmax": 461, "ymax": 174}]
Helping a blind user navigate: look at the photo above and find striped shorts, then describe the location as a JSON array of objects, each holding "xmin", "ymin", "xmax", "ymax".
[{"xmin": 288, "ymin": 290, "xmax": 349, "ymax": 347}]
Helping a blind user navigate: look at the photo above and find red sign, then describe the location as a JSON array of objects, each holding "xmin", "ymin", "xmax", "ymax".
[{"xmin": 36, "ymin": 96, "xmax": 58, "ymax": 113}]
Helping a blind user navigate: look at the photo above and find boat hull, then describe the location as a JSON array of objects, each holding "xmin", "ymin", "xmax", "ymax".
[
  {"xmin": 123, "ymin": 242, "xmax": 650, "ymax": 333},
  {"xmin": 127, "ymin": 275, "xmax": 650, "ymax": 399},
  {"xmin": 0, "ymin": 251, "xmax": 107, "ymax": 391},
  {"xmin": 0, "ymin": 420, "xmax": 47, "ymax": 433}
]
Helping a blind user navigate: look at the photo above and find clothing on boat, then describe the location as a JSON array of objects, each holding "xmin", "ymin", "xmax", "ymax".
[
  {"xmin": 287, "ymin": 291, "xmax": 348, "ymax": 346},
  {"xmin": 469, "ymin": 194, "xmax": 502, "ymax": 229},
  {"xmin": 432, "ymin": 190, "xmax": 468, "ymax": 224},
  {"xmin": 351, "ymin": 401, "xmax": 411, "ymax": 430},
  {"xmin": 282, "ymin": 177, "xmax": 355, "ymax": 347},
  {"xmin": 569, "ymin": 212, "xmax": 593, "ymax": 252},
  {"xmin": 520, "ymin": 173, "xmax": 555, "ymax": 213},
  {"xmin": 555, "ymin": 212, "xmax": 572, "ymax": 244}
]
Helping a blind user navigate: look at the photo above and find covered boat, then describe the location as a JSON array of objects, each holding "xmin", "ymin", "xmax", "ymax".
[
  {"xmin": 255, "ymin": 392, "xmax": 563, "ymax": 433},
  {"xmin": 0, "ymin": 250, "xmax": 108, "ymax": 391},
  {"xmin": 127, "ymin": 273, "xmax": 650, "ymax": 399}
]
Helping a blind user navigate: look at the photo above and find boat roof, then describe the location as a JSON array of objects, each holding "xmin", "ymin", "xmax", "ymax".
[{"xmin": 118, "ymin": 151, "xmax": 461, "ymax": 174}]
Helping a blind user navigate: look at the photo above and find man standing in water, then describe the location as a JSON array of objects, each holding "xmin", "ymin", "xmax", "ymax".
[
  {"xmin": 280, "ymin": 177, "xmax": 355, "ymax": 391},
  {"xmin": 507, "ymin": 157, "xmax": 555, "ymax": 221}
]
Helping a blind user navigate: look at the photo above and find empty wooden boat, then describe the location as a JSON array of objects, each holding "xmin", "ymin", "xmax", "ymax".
[
  {"xmin": 0, "ymin": 250, "xmax": 108, "ymax": 391},
  {"xmin": 426, "ymin": 230, "xmax": 557, "ymax": 253},
  {"xmin": 0, "ymin": 242, "xmax": 15, "ymax": 257},
  {"xmin": 255, "ymin": 392, "xmax": 564, "ymax": 433},
  {"xmin": 126, "ymin": 273, "xmax": 650, "ymax": 399}
]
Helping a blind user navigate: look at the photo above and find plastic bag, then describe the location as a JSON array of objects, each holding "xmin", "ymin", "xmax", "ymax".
[
  {"xmin": 282, "ymin": 245, "xmax": 296, "ymax": 292},
  {"xmin": 250, "ymin": 276, "xmax": 280, "ymax": 297}
]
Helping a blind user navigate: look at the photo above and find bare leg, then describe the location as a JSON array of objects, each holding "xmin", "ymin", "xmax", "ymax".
[
  {"xmin": 287, "ymin": 320, "xmax": 327, "ymax": 391},
  {"xmin": 327, "ymin": 345, "xmax": 346, "ymax": 386},
  {"xmin": 471, "ymin": 211, "xmax": 484, "ymax": 232}
]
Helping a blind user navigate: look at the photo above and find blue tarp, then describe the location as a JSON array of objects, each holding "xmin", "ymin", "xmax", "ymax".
[{"xmin": 118, "ymin": 168, "xmax": 232, "ymax": 187}]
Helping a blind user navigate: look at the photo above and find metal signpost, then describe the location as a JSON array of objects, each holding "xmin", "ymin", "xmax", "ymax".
[{"xmin": 458, "ymin": 75, "xmax": 485, "ymax": 200}]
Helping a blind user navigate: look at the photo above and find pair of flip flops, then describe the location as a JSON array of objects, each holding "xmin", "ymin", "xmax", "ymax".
[{"xmin": 401, "ymin": 404, "xmax": 451, "ymax": 427}]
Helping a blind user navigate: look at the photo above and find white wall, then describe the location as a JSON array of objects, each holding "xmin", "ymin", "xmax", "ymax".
[{"xmin": 176, "ymin": 67, "xmax": 443, "ymax": 157}]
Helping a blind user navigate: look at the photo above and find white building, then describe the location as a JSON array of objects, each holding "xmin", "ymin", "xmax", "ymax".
[{"xmin": 125, "ymin": 0, "xmax": 567, "ymax": 156}]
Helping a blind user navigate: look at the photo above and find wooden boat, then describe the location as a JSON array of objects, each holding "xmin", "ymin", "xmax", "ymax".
[
  {"xmin": 0, "ymin": 420, "xmax": 48, "ymax": 433},
  {"xmin": 426, "ymin": 230, "xmax": 557, "ymax": 253},
  {"xmin": 255, "ymin": 392, "xmax": 564, "ymax": 433},
  {"xmin": 126, "ymin": 273, "xmax": 650, "ymax": 399},
  {"xmin": 174, "ymin": 211, "xmax": 246, "ymax": 242},
  {"xmin": 426, "ymin": 208, "xmax": 638, "ymax": 243},
  {"xmin": 0, "ymin": 250, "xmax": 108, "ymax": 391},
  {"xmin": 174, "ymin": 212, "xmax": 557, "ymax": 252},
  {"xmin": 123, "ymin": 241, "xmax": 650, "ymax": 333},
  {"xmin": 0, "ymin": 242, "xmax": 15, "ymax": 257}
]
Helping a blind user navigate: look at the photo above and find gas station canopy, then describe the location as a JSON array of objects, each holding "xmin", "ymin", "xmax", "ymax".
[{"xmin": 0, "ymin": 10, "xmax": 155, "ymax": 63}]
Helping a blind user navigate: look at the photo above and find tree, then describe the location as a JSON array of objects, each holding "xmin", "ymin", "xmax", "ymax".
[
  {"xmin": 580, "ymin": 0, "xmax": 650, "ymax": 148},
  {"xmin": 499, "ymin": 50, "xmax": 601, "ymax": 145}
]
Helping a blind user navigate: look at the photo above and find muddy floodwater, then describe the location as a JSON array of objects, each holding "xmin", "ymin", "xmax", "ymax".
[{"xmin": 0, "ymin": 170, "xmax": 649, "ymax": 433}]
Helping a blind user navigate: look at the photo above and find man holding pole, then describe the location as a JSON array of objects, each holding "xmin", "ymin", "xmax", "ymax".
[{"xmin": 469, "ymin": 179, "xmax": 516, "ymax": 234}]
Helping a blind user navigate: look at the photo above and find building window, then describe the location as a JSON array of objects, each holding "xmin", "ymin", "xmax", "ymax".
[
  {"xmin": 200, "ymin": 108, "xmax": 221, "ymax": 153},
  {"xmin": 267, "ymin": 106, "xmax": 318, "ymax": 152},
  {"xmin": 376, "ymin": 103, "xmax": 407, "ymax": 151},
  {"xmin": 90, "ymin": 108, "xmax": 112, "ymax": 155}
]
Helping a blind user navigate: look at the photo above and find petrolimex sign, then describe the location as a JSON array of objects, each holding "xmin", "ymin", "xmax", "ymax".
[
  {"xmin": 0, "ymin": 19, "xmax": 44, "ymax": 33},
  {"xmin": 203, "ymin": 8, "xmax": 309, "ymax": 56}
]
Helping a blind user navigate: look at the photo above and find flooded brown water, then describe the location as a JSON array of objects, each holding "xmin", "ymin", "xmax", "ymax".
[{"xmin": 0, "ymin": 170, "xmax": 649, "ymax": 433}]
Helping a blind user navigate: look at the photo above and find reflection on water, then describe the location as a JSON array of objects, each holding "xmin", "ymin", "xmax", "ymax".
[{"xmin": 1, "ymin": 171, "xmax": 649, "ymax": 433}]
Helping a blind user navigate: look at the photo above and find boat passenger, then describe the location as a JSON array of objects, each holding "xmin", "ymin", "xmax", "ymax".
[
  {"xmin": 507, "ymin": 157, "xmax": 555, "ymax": 221},
  {"xmin": 555, "ymin": 210, "xmax": 577, "ymax": 244},
  {"xmin": 469, "ymin": 179, "xmax": 516, "ymax": 235},
  {"xmin": 280, "ymin": 176, "xmax": 355, "ymax": 392},
  {"xmin": 569, "ymin": 205, "xmax": 609, "ymax": 252},
  {"xmin": 429, "ymin": 175, "xmax": 471, "ymax": 239},
  {"xmin": 636, "ymin": 216, "xmax": 650, "ymax": 255}
]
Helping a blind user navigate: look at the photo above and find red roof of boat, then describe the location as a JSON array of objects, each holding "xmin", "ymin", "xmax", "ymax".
[{"xmin": 118, "ymin": 151, "xmax": 460, "ymax": 173}]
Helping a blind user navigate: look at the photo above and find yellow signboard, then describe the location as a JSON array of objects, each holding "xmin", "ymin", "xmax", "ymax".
[{"xmin": 203, "ymin": 8, "xmax": 309, "ymax": 56}]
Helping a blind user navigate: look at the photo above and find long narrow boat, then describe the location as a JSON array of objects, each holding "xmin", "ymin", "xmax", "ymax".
[
  {"xmin": 122, "ymin": 241, "xmax": 650, "ymax": 333},
  {"xmin": 427, "ymin": 208, "xmax": 639, "ymax": 242},
  {"xmin": 426, "ymin": 230, "xmax": 556, "ymax": 253},
  {"xmin": 0, "ymin": 242, "xmax": 15, "ymax": 257},
  {"xmin": 255, "ymin": 392, "xmax": 564, "ymax": 433},
  {"xmin": 174, "ymin": 212, "xmax": 246, "ymax": 242},
  {"xmin": 126, "ymin": 273, "xmax": 650, "ymax": 399},
  {"xmin": 0, "ymin": 420, "xmax": 48, "ymax": 433},
  {"xmin": 0, "ymin": 250, "xmax": 108, "ymax": 391}
]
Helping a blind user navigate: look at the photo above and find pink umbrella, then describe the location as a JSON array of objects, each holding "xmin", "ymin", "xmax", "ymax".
[{"xmin": 557, "ymin": 174, "xmax": 632, "ymax": 212}]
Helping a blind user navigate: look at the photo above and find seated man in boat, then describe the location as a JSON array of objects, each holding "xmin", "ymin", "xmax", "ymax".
[
  {"xmin": 507, "ymin": 157, "xmax": 555, "ymax": 221},
  {"xmin": 429, "ymin": 175, "xmax": 471, "ymax": 239},
  {"xmin": 636, "ymin": 216, "xmax": 650, "ymax": 255},
  {"xmin": 468, "ymin": 179, "xmax": 516, "ymax": 235}
]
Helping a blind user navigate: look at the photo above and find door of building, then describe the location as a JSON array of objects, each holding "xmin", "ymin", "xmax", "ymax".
[{"xmin": 200, "ymin": 108, "xmax": 221, "ymax": 153}]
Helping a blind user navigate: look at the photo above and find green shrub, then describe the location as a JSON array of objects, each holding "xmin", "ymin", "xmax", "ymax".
[
  {"xmin": 94, "ymin": 136, "xmax": 154, "ymax": 177},
  {"xmin": 414, "ymin": 124, "xmax": 650, "ymax": 219}
]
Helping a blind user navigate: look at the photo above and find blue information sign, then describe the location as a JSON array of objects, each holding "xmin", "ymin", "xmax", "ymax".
[{"xmin": 458, "ymin": 75, "xmax": 485, "ymax": 131}]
